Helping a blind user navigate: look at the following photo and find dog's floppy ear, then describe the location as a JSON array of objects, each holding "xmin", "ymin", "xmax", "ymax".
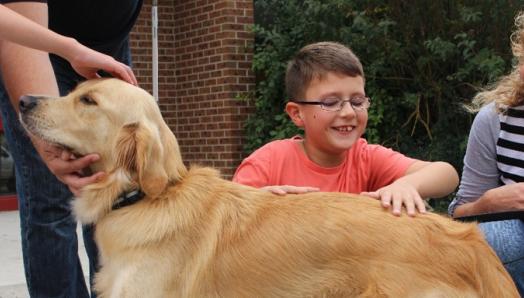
[{"xmin": 115, "ymin": 121, "xmax": 168, "ymax": 198}]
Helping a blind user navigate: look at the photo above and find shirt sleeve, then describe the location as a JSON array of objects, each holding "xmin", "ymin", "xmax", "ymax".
[
  {"xmin": 233, "ymin": 146, "xmax": 272, "ymax": 188},
  {"xmin": 448, "ymin": 103, "xmax": 500, "ymax": 216}
]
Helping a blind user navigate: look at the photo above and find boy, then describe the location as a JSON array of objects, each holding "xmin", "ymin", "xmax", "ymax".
[{"xmin": 233, "ymin": 42, "xmax": 458, "ymax": 216}]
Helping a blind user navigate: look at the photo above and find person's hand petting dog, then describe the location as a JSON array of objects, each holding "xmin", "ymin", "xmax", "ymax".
[
  {"xmin": 360, "ymin": 160, "xmax": 457, "ymax": 217},
  {"xmin": 360, "ymin": 180, "xmax": 427, "ymax": 217},
  {"xmin": 0, "ymin": 5, "xmax": 137, "ymax": 194},
  {"xmin": 59, "ymin": 38, "xmax": 137, "ymax": 86},
  {"xmin": 263, "ymin": 182, "xmax": 428, "ymax": 216},
  {"xmin": 0, "ymin": 4, "xmax": 137, "ymax": 86},
  {"xmin": 261, "ymin": 185, "xmax": 320, "ymax": 195},
  {"xmin": 31, "ymin": 136, "xmax": 105, "ymax": 196}
]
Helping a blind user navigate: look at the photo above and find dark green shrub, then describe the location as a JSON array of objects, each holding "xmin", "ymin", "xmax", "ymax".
[{"xmin": 245, "ymin": 0, "xmax": 523, "ymax": 211}]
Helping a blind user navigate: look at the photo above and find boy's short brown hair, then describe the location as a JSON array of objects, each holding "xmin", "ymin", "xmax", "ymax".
[{"xmin": 285, "ymin": 42, "xmax": 364, "ymax": 100}]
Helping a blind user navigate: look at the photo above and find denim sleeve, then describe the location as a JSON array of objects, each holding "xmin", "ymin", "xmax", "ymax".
[{"xmin": 448, "ymin": 103, "xmax": 501, "ymax": 216}]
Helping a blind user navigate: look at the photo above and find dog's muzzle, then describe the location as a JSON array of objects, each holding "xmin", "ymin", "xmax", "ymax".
[{"xmin": 19, "ymin": 95, "xmax": 42, "ymax": 113}]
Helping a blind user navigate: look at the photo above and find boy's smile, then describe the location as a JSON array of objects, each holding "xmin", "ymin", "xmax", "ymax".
[{"xmin": 286, "ymin": 72, "xmax": 368, "ymax": 167}]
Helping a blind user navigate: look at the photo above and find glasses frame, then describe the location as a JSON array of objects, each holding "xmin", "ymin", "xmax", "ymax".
[{"xmin": 291, "ymin": 96, "xmax": 371, "ymax": 112}]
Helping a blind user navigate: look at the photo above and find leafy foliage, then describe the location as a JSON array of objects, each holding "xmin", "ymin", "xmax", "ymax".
[{"xmin": 245, "ymin": 0, "xmax": 524, "ymax": 211}]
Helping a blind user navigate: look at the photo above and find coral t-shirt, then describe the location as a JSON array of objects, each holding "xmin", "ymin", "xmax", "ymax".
[{"xmin": 233, "ymin": 137, "xmax": 416, "ymax": 193}]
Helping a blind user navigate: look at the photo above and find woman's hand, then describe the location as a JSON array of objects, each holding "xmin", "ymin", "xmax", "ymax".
[
  {"xmin": 475, "ymin": 183, "xmax": 524, "ymax": 213},
  {"xmin": 65, "ymin": 39, "xmax": 137, "ymax": 85}
]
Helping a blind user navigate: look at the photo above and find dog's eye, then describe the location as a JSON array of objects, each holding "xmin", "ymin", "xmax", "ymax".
[{"xmin": 80, "ymin": 95, "xmax": 97, "ymax": 105}]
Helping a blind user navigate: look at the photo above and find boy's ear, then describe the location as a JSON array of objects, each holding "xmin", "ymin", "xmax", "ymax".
[{"xmin": 285, "ymin": 101, "xmax": 305, "ymax": 127}]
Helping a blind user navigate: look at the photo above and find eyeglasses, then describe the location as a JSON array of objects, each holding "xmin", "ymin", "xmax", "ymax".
[{"xmin": 291, "ymin": 96, "xmax": 371, "ymax": 112}]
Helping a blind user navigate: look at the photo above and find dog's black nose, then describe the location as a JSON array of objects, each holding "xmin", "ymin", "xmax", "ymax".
[{"xmin": 19, "ymin": 95, "xmax": 39, "ymax": 113}]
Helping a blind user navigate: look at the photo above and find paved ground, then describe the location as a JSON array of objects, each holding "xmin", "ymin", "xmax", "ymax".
[{"xmin": 0, "ymin": 211, "xmax": 89, "ymax": 298}]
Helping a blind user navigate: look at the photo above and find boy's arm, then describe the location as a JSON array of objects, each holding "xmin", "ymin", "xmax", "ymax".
[
  {"xmin": 361, "ymin": 161, "xmax": 458, "ymax": 216},
  {"xmin": 401, "ymin": 161, "xmax": 459, "ymax": 199}
]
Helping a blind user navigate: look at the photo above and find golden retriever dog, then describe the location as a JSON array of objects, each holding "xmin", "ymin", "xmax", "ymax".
[{"xmin": 19, "ymin": 78, "xmax": 518, "ymax": 297}]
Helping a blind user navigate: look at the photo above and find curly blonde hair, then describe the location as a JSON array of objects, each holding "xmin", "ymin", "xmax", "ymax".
[{"xmin": 471, "ymin": 11, "xmax": 524, "ymax": 111}]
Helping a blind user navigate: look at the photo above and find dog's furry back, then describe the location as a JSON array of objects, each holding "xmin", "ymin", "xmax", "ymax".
[{"xmin": 91, "ymin": 166, "xmax": 516, "ymax": 297}]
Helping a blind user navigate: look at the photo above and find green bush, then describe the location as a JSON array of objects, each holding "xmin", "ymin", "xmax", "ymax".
[{"xmin": 245, "ymin": 0, "xmax": 523, "ymax": 211}]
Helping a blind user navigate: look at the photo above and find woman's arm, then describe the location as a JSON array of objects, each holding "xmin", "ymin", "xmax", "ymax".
[
  {"xmin": 451, "ymin": 103, "xmax": 508, "ymax": 217},
  {"xmin": 454, "ymin": 183, "xmax": 524, "ymax": 216},
  {"xmin": 0, "ymin": 2, "xmax": 107, "ymax": 195},
  {"xmin": 0, "ymin": 4, "xmax": 136, "ymax": 85}
]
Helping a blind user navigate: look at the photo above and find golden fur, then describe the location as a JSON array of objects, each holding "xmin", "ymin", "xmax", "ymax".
[{"xmin": 20, "ymin": 78, "xmax": 518, "ymax": 297}]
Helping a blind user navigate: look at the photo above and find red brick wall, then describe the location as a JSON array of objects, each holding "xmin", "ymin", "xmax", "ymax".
[
  {"xmin": 130, "ymin": 0, "xmax": 254, "ymax": 178},
  {"xmin": 130, "ymin": 1, "xmax": 177, "ymax": 96}
]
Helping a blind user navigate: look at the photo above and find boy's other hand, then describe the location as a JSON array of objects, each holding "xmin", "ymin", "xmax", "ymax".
[
  {"xmin": 360, "ymin": 181, "xmax": 427, "ymax": 217},
  {"xmin": 261, "ymin": 185, "xmax": 320, "ymax": 196}
]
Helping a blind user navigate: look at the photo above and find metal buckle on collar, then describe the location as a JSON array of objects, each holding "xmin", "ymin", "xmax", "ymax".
[{"xmin": 112, "ymin": 189, "xmax": 145, "ymax": 210}]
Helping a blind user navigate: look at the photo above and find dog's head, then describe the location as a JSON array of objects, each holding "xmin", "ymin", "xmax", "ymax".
[{"xmin": 19, "ymin": 78, "xmax": 187, "ymax": 222}]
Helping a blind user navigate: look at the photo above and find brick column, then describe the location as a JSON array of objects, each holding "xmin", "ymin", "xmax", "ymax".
[
  {"xmin": 130, "ymin": 0, "xmax": 254, "ymax": 178},
  {"xmin": 172, "ymin": 0, "xmax": 255, "ymax": 178}
]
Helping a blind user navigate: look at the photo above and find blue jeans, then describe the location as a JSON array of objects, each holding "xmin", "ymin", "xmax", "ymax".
[
  {"xmin": 479, "ymin": 220, "xmax": 524, "ymax": 296},
  {"xmin": 0, "ymin": 40, "xmax": 131, "ymax": 298}
]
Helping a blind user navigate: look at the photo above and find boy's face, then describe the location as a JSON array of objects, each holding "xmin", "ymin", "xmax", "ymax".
[{"xmin": 286, "ymin": 72, "xmax": 367, "ymax": 165}]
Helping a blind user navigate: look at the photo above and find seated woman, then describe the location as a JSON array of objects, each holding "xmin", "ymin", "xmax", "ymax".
[{"xmin": 449, "ymin": 12, "xmax": 524, "ymax": 295}]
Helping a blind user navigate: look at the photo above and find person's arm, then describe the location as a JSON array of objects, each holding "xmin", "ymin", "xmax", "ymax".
[
  {"xmin": 456, "ymin": 66, "xmax": 524, "ymax": 214},
  {"xmin": 399, "ymin": 161, "xmax": 459, "ymax": 199},
  {"xmin": 0, "ymin": 4, "xmax": 136, "ymax": 85},
  {"xmin": 362, "ymin": 160, "xmax": 458, "ymax": 216},
  {"xmin": 453, "ymin": 183, "xmax": 524, "ymax": 216},
  {"xmin": 448, "ymin": 103, "xmax": 520, "ymax": 217},
  {"xmin": 0, "ymin": 2, "xmax": 104, "ymax": 195},
  {"xmin": 452, "ymin": 109, "xmax": 524, "ymax": 216},
  {"xmin": 0, "ymin": 2, "xmax": 58, "ymax": 106}
]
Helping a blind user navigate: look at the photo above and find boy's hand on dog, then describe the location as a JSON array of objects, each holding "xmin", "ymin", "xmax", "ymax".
[
  {"xmin": 262, "ymin": 185, "xmax": 320, "ymax": 195},
  {"xmin": 31, "ymin": 136, "xmax": 106, "ymax": 196},
  {"xmin": 361, "ymin": 181, "xmax": 427, "ymax": 217}
]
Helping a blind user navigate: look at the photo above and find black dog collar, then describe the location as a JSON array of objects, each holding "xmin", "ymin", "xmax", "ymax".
[{"xmin": 112, "ymin": 189, "xmax": 145, "ymax": 210}]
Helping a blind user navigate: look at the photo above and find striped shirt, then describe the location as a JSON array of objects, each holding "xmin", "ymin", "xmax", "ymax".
[
  {"xmin": 497, "ymin": 106, "xmax": 524, "ymax": 183},
  {"xmin": 449, "ymin": 102, "xmax": 505, "ymax": 215}
]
